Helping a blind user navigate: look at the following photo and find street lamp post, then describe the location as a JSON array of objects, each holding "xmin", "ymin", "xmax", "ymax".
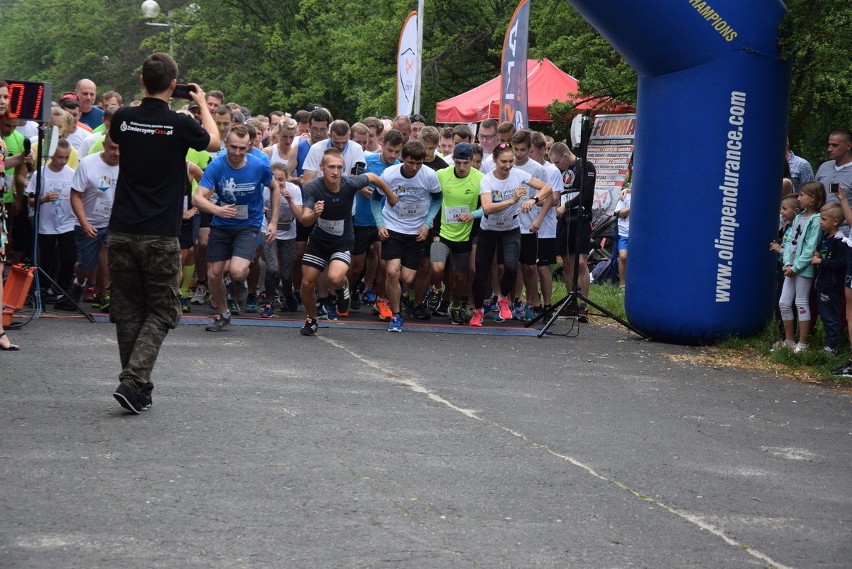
[{"xmin": 141, "ymin": 1, "xmax": 196, "ymax": 58}]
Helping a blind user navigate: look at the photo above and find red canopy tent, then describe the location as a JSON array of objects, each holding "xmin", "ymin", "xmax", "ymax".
[{"xmin": 435, "ymin": 58, "xmax": 631, "ymax": 123}]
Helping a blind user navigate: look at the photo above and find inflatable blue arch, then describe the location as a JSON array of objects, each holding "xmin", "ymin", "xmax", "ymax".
[{"xmin": 567, "ymin": 0, "xmax": 792, "ymax": 344}]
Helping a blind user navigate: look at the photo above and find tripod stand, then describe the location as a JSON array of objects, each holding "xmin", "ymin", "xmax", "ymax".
[{"xmin": 525, "ymin": 114, "xmax": 645, "ymax": 339}]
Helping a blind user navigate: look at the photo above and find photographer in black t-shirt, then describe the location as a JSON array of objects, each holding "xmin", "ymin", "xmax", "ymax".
[{"xmin": 108, "ymin": 52, "xmax": 219, "ymax": 415}]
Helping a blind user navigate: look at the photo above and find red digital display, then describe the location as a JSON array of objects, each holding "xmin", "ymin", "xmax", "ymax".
[{"xmin": 5, "ymin": 80, "xmax": 52, "ymax": 122}]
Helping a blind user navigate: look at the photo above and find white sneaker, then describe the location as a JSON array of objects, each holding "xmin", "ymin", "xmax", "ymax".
[
  {"xmin": 771, "ymin": 339, "xmax": 796, "ymax": 352},
  {"xmin": 793, "ymin": 343, "xmax": 809, "ymax": 354}
]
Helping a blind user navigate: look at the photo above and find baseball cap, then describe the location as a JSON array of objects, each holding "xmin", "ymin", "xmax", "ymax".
[
  {"xmin": 453, "ymin": 142, "xmax": 474, "ymax": 160},
  {"xmin": 59, "ymin": 91, "xmax": 78, "ymax": 102}
]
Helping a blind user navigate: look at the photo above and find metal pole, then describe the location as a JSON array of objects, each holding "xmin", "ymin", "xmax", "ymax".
[{"xmin": 414, "ymin": 0, "xmax": 424, "ymax": 114}]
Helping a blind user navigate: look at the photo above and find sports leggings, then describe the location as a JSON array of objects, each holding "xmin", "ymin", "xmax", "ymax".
[{"xmin": 779, "ymin": 274, "xmax": 813, "ymax": 322}]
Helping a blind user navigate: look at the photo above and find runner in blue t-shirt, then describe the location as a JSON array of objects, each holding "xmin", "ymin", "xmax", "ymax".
[{"xmin": 193, "ymin": 125, "xmax": 279, "ymax": 332}]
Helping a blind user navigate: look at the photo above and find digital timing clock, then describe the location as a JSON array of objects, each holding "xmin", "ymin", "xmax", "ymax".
[{"xmin": 5, "ymin": 80, "xmax": 53, "ymax": 122}]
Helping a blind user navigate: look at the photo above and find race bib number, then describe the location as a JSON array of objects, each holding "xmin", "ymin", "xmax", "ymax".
[
  {"xmin": 49, "ymin": 181, "xmax": 71, "ymax": 200},
  {"xmin": 399, "ymin": 201, "xmax": 427, "ymax": 219},
  {"xmin": 445, "ymin": 205, "xmax": 469, "ymax": 224},
  {"xmin": 93, "ymin": 195, "xmax": 112, "ymax": 217},
  {"xmin": 317, "ymin": 217, "xmax": 344, "ymax": 236},
  {"xmin": 488, "ymin": 213, "xmax": 510, "ymax": 230},
  {"xmin": 234, "ymin": 204, "xmax": 248, "ymax": 220}
]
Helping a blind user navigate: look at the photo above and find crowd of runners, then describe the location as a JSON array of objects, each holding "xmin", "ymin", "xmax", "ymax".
[{"xmin": 1, "ymin": 73, "xmax": 603, "ymax": 340}]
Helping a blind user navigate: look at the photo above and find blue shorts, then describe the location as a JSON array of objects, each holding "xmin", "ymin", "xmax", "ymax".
[
  {"xmin": 618, "ymin": 235, "xmax": 629, "ymax": 251},
  {"xmin": 74, "ymin": 225, "xmax": 109, "ymax": 271},
  {"xmin": 207, "ymin": 225, "xmax": 260, "ymax": 262}
]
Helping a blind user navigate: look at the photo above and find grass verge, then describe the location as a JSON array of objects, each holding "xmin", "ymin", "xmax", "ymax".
[{"xmin": 552, "ymin": 278, "xmax": 852, "ymax": 386}]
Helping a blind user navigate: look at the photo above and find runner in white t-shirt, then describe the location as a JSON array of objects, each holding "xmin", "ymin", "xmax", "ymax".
[
  {"xmin": 469, "ymin": 143, "xmax": 553, "ymax": 328},
  {"xmin": 63, "ymin": 135, "xmax": 120, "ymax": 310},
  {"xmin": 301, "ymin": 120, "xmax": 365, "ymax": 184},
  {"xmin": 25, "ymin": 139, "xmax": 76, "ymax": 298},
  {"xmin": 372, "ymin": 141, "xmax": 442, "ymax": 332}
]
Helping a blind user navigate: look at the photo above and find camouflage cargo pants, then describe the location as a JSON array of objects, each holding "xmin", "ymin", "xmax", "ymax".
[{"xmin": 107, "ymin": 231, "xmax": 182, "ymax": 394}]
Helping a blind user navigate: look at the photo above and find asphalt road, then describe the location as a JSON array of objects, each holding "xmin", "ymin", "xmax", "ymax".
[{"xmin": 1, "ymin": 312, "xmax": 850, "ymax": 568}]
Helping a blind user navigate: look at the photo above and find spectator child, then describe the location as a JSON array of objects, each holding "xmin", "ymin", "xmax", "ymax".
[
  {"xmin": 777, "ymin": 181, "xmax": 826, "ymax": 353},
  {"xmin": 770, "ymin": 193, "xmax": 800, "ymax": 342},
  {"xmin": 811, "ymin": 203, "xmax": 848, "ymax": 356}
]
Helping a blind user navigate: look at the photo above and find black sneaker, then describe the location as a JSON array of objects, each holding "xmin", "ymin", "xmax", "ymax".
[
  {"xmin": 336, "ymin": 281, "xmax": 351, "ymax": 314},
  {"xmin": 139, "ymin": 392, "xmax": 152, "ymax": 411},
  {"xmin": 831, "ymin": 359, "xmax": 852, "ymax": 377},
  {"xmin": 205, "ymin": 313, "xmax": 231, "ymax": 332},
  {"xmin": 413, "ymin": 303, "xmax": 431, "ymax": 320},
  {"xmin": 113, "ymin": 381, "xmax": 142, "ymax": 414},
  {"xmin": 53, "ymin": 282, "xmax": 85, "ymax": 311},
  {"xmin": 300, "ymin": 317, "xmax": 318, "ymax": 336}
]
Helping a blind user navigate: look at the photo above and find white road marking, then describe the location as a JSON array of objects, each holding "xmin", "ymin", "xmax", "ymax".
[{"xmin": 320, "ymin": 336, "xmax": 796, "ymax": 569}]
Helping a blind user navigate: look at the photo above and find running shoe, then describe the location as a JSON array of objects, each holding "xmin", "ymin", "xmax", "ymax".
[
  {"xmin": 511, "ymin": 300, "xmax": 525, "ymax": 320},
  {"xmin": 336, "ymin": 281, "xmax": 351, "ymax": 315},
  {"xmin": 578, "ymin": 307, "xmax": 589, "ymax": 323},
  {"xmin": 450, "ymin": 307, "xmax": 463, "ymax": 325},
  {"xmin": 324, "ymin": 299, "xmax": 339, "ymax": 321},
  {"xmin": 191, "ymin": 284, "xmax": 209, "ymax": 305},
  {"xmin": 91, "ymin": 292, "xmax": 111, "ymax": 313},
  {"xmin": 433, "ymin": 299, "xmax": 450, "ymax": 317},
  {"xmin": 260, "ymin": 303, "xmax": 275, "ymax": 318},
  {"xmin": 426, "ymin": 286, "xmax": 442, "ymax": 313},
  {"xmin": 362, "ymin": 288, "xmax": 378, "ymax": 305},
  {"xmin": 205, "ymin": 313, "xmax": 231, "ymax": 332},
  {"xmin": 228, "ymin": 298, "xmax": 242, "ymax": 315},
  {"xmin": 469, "ymin": 308, "xmax": 484, "ymax": 327},
  {"xmin": 316, "ymin": 300, "xmax": 327, "ymax": 318},
  {"xmin": 524, "ymin": 304, "xmax": 536, "ymax": 321},
  {"xmin": 282, "ymin": 292, "xmax": 299, "ymax": 312},
  {"xmin": 496, "ymin": 297, "xmax": 512, "ymax": 321},
  {"xmin": 375, "ymin": 298, "xmax": 393, "ymax": 320},
  {"xmin": 180, "ymin": 296, "xmax": 191, "ymax": 314},
  {"xmin": 460, "ymin": 302, "xmax": 472, "ymax": 323},
  {"xmin": 831, "ymin": 359, "xmax": 852, "ymax": 377},
  {"xmin": 793, "ymin": 343, "xmax": 809, "ymax": 354},
  {"xmin": 770, "ymin": 339, "xmax": 796, "ymax": 352},
  {"xmin": 413, "ymin": 303, "xmax": 431, "ymax": 320},
  {"xmin": 244, "ymin": 293, "xmax": 258, "ymax": 313},
  {"xmin": 350, "ymin": 291, "xmax": 362, "ymax": 310},
  {"xmin": 387, "ymin": 313, "xmax": 404, "ymax": 332},
  {"xmin": 300, "ymin": 317, "xmax": 318, "ymax": 336},
  {"xmin": 823, "ymin": 346, "xmax": 838, "ymax": 357}
]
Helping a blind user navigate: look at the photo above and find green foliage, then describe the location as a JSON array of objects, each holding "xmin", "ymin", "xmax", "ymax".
[
  {"xmin": 779, "ymin": 0, "xmax": 852, "ymax": 166},
  {"xmin": 0, "ymin": 0, "xmax": 846, "ymax": 170}
]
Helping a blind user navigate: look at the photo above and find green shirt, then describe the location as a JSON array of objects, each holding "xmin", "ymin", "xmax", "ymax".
[
  {"xmin": 436, "ymin": 166, "xmax": 483, "ymax": 242},
  {"xmin": 1, "ymin": 131, "xmax": 24, "ymax": 204}
]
